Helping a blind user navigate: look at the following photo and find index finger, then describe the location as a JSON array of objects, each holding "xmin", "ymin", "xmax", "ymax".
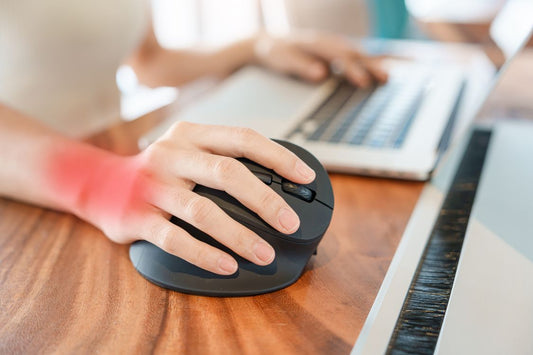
[{"xmin": 167, "ymin": 122, "xmax": 316, "ymax": 184}]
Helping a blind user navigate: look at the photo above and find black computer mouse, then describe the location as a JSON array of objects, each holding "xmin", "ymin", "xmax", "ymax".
[{"xmin": 129, "ymin": 140, "xmax": 334, "ymax": 297}]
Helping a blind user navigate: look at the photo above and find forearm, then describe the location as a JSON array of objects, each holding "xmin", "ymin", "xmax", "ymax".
[
  {"xmin": 0, "ymin": 104, "xmax": 128, "ymax": 222},
  {"xmin": 129, "ymin": 37, "xmax": 257, "ymax": 87},
  {"xmin": 0, "ymin": 103, "xmax": 315, "ymax": 274}
]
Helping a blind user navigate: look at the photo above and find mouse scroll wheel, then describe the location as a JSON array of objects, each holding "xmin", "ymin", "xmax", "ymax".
[{"xmin": 281, "ymin": 180, "xmax": 315, "ymax": 202}]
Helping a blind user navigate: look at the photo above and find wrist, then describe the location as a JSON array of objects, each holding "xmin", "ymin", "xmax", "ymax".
[
  {"xmin": 46, "ymin": 143, "xmax": 143, "ymax": 227},
  {"xmin": 211, "ymin": 36, "xmax": 260, "ymax": 75},
  {"xmin": 242, "ymin": 34, "xmax": 261, "ymax": 66},
  {"xmin": 247, "ymin": 32, "xmax": 272, "ymax": 66}
]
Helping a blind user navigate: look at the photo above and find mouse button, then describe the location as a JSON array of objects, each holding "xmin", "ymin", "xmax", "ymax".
[
  {"xmin": 301, "ymin": 168, "xmax": 334, "ymax": 209},
  {"xmin": 237, "ymin": 158, "xmax": 270, "ymax": 174},
  {"xmin": 314, "ymin": 178, "xmax": 334, "ymax": 210},
  {"xmin": 252, "ymin": 171, "xmax": 272, "ymax": 185},
  {"xmin": 237, "ymin": 157, "xmax": 280, "ymax": 185},
  {"xmin": 273, "ymin": 140, "xmax": 334, "ymax": 209},
  {"xmin": 292, "ymin": 199, "xmax": 333, "ymax": 241},
  {"xmin": 269, "ymin": 183, "xmax": 332, "ymax": 241},
  {"xmin": 269, "ymin": 173, "xmax": 282, "ymax": 184},
  {"xmin": 193, "ymin": 185, "xmax": 277, "ymax": 233},
  {"xmin": 281, "ymin": 179, "xmax": 315, "ymax": 202}
]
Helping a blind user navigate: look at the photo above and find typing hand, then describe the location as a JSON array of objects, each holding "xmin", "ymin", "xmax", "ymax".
[{"xmin": 254, "ymin": 31, "xmax": 388, "ymax": 88}]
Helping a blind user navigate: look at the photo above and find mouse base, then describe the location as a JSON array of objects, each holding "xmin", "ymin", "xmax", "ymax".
[{"xmin": 129, "ymin": 240, "xmax": 314, "ymax": 297}]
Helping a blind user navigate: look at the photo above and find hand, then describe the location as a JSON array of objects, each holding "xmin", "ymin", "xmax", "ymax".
[
  {"xmin": 77, "ymin": 122, "xmax": 316, "ymax": 275},
  {"xmin": 253, "ymin": 31, "xmax": 388, "ymax": 88}
]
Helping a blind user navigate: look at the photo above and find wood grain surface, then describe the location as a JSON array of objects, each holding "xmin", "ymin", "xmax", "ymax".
[
  {"xmin": 0, "ymin": 159, "xmax": 422, "ymax": 354},
  {"xmin": 1, "ymin": 46, "xmax": 530, "ymax": 354}
]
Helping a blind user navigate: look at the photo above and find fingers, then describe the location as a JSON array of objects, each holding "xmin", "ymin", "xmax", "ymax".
[
  {"xmin": 166, "ymin": 150, "xmax": 301, "ymax": 234},
  {"xmin": 256, "ymin": 32, "xmax": 388, "ymax": 87},
  {"xmin": 144, "ymin": 214, "xmax": 239, "ymax": 275},
  {"xmin": 329, "ymin": 53, "xmax": 388, "ymax": 88},
  {"xmin": 292, "ymin": 32, "xmax": 388, "ymax": 87},
  {"xmin": 340, "ymin": 59, "xmax": 372, "ymax": 88},
  {"xmin": 331, "ymin": 56, "xmax": 388, "ymax": 88},
  {"xmin": 255, "ymin": 35, "xmax": 328, "ymax": 82},
  {"xmin": 278, "ymin": 46, "xmax": 328, "ymax": 82},
  {"xmin": 151, "ymin": 186, "xmax": 276, "ymax": 266},
  {"xmin": 358, "ymin": 58, "xmax": 389, "ymax": 84},
  {"xmin": 167, "ymin": 122, "xmax": 316, "ymax": 185}
]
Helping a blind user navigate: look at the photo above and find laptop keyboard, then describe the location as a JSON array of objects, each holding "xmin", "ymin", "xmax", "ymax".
[{"xmin": 289, "ymin": 70, "xmax": 428, "ymax": 149}]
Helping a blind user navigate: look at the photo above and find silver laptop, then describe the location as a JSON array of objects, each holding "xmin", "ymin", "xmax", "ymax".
[
  {"xmin": 140, "ymin": 2, "xmax": 521, "ymax": 180},
  {"xmin": 353, "ymin": 119, "xmax": 533, "ymax": 355},
  {"xmin": 352, "ymin": 0, "xmax": 533, "ymax": 353}
]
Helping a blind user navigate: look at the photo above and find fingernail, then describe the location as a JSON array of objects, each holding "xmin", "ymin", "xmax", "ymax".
[
  {"xmin": 253, "ymin": 241, "xmax": 275, "ymax": 264},
  {"xmin": 278, "ymin": 207, "xmax": 300, "ymax": 233},
  {"xmin": 218, "ymin": 255, "xmax": 238, "ymax": 274},
  {"xmin": 296, "ymin": 160, "xmax": 315, "ymax": 181}
]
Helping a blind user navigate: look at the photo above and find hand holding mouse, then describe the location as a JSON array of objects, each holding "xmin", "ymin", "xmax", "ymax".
[{"xmin": 63, "ymin": 122, "xmax": 316, "ymax": 276}]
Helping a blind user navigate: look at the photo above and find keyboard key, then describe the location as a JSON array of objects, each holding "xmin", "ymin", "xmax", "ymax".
[{"xmin": 292, "ymin": 67, "xmax": 429, "ymax": 150}]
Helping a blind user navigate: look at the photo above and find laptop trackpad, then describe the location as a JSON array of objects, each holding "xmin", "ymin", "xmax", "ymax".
[{"xmin": 176, "ymin": 66, "xmax": 321, "ymax": 137}]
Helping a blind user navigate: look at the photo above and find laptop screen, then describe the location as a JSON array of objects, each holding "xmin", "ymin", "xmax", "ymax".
[
  {"xmin": 490, "ymin": 0, "xmax": 533, "ymax": 61},
  {"xmin": 469, "ymin": 0, "xmax": 533, "ymax": 122},
  {"xmin": 482, "ymin": 0, "xmax": 533, "ymax": 88}
]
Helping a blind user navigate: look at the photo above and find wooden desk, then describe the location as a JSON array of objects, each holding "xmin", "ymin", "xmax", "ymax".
[{"xmin": 1, "ymin": 49, "xmax": 531, "ymax": 354}]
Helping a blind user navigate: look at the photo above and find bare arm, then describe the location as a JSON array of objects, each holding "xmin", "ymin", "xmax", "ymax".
[
  {"xmin": 0, "ymin": 104, "xmax": 108, "ymax": 213},
  {"xmin": 0, "ymin": 103, "xmax": 315, "ymax": 275},
  {"xmin": 127, "ymin": 26, "xmax": 256, "ymax": 87},
  {"xmin": 128, "ymin": 25, "xmax": 387, "ymax": 88}
]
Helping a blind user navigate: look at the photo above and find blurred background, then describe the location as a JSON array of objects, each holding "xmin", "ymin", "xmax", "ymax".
[
  {"xmin": 119, "ymin": 0, "xmax": 508, "ymax": 119},
  {"xmin": 150, "ymin": 0, "xmax": 507, "ymax": 46}
]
